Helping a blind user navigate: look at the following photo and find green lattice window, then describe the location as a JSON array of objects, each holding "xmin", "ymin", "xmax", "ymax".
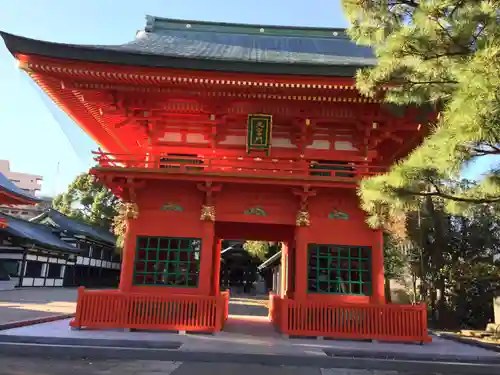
[
  {"xmin": 307, "ymin": 244, "xmax": 371, "ymax": 295},
  {"xmin": 133, "ymin": 236, "xmax": 201, "ymax": 287}
]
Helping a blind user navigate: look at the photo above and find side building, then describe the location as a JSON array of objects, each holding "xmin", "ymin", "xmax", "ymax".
[
  {"xmin": 0, "ymin": 212, "xmax": 80, "ymax": 289},
  {"xmin": 30, "ymin": 209, "xmax": 121, "ymax": 287}
]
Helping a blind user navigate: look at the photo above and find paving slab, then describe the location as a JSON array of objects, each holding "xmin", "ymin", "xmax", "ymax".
[
  {"xmin": 0, "ymin": 317, "xmax": 499, "ymax": 370},
  {"xmin": 0, "ymin": 288, "xmax": 77, "ymax": 325},
  {"xmin": 0, "ymin": 355, "xmax": 430, "ymax": 375}
]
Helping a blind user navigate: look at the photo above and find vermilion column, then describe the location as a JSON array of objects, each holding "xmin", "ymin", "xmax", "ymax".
[
  {"xmin": 294, "ymin": 226, "xmax": 309, "ymax": 301},
  {"xmin": 212, "ymin": 239, "xmax": 222, "ymax": 296},
  {"xmin": 285, "ymin": 241, "xmax": 295, "ymax": 298},
  {"xmin": 119, "ymin": 217, "xmax": 137, "ymax": 293},
  {"xmin": 280, "ymin": 243, "xmax": 288, "ymax": 297},
  {"xmin": 199, "ymin": 221, "xmax": 215, "ymax": 295},
  {"xmin": 370, "ymin": 230, "xmax": 385, "ymax": 304}
]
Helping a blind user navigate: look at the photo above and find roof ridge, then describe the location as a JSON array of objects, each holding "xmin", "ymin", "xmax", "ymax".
[{"xmin": 145, "ymin": 15, "xmax": 348, "ymax": 38}]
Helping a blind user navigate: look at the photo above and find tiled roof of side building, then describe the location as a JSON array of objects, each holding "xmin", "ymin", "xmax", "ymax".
[
  {"xmin": 30, "ymin": 209, "xmax": 116, "ymax": 246},
  {"xmin": 0, "ymin": 172, "xmax": 40, "ymax": 205},
  {"xmin": 0, "ymin": 212, "xmax": 79, "ymax": 253},
  {"xmin": 0, "ymin": 16, "xmax": 376, "ymax": 77},
  {"xmin": 258, "ymin": 251, "xmax": 282, "ymax": 271}
]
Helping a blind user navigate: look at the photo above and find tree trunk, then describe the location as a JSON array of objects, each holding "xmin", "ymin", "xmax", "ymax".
[
  {"xmin": 424, "ymin": 196, "xmax": 449, "ymax": 327},
  {"xmin": 385, "ymin": 277, "xmax": 392, "ymax": 303}
]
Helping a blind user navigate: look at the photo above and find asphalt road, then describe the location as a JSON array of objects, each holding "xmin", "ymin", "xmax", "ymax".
[{"xmin": 0, "ymin": 356, "xmax": 422, "ymax": 375}]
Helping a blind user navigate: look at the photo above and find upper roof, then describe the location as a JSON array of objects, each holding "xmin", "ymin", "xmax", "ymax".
[
  {"xmin": 0, "ymin": 212, "xmax": 78, "ymax": 253},
  {"xmin": 0, "ymin": 172, "xmax": 40, "ymax": 205},
  {"xmin": 0, "ymin": 16, "xmax": 375, "ymax": 77},
  {"xmin": 30, "ymin": 209, "xmax": 116, "ymax": 246}
]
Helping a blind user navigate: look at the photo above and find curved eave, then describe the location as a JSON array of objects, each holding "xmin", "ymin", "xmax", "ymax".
[
  {"xmin": 0, "ymin": 31, "xmax": 369, "ymax": 77},
  {"xmin": 0, "ymin": 189, "xmax": 40, "ymax": 205}
]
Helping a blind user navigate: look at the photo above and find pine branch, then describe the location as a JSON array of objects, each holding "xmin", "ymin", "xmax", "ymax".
[
  {"xmin": 470, "ymin": 144, "xmax": 500, "ymax": 156},
  {"xmin": 397, "ymin": 187, "xmax": 500, "ymax": 204},
  {"xmin": 405, "ymin": 80, "xmax": 458, "ymax": 86},
  {"xmin": 388, "ymin": 0, "xmax": 420, "ymax": 7}
]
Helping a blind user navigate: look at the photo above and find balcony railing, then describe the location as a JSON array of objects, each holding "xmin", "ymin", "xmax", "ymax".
[
  {"xmin": 270, "ymin": 294, "xmax": 431, "ymax": 343},
  {"xmin": 93, "ymin": 151, "xmax": 387, "ymax": 182},
  {"xmin": 70, "ymin": 287, "xmax": 230, "ymax": 332}
]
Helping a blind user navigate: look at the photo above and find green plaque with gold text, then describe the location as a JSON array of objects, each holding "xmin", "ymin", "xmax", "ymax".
[{"xmin": 247, "ymin": 114, "xmax": 272, "ymax": 155}]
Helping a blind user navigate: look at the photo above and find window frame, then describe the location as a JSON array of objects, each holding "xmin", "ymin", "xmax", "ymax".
[
  {"xmin": 133, "ymin": 236, "xmax": 202, "ymax": 288},
  {"xmin": 307, "ymin": 244, "xmax": 372, "ymax": 296}
]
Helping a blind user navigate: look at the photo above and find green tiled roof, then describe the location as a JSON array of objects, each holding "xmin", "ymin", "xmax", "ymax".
[
  {"xmin": 0, "ymin": 212, "xmax": 79, "ymax": 253},
  {"xmin": 0, "ymin": 16, "xmax": 375, "ymax": 76}
]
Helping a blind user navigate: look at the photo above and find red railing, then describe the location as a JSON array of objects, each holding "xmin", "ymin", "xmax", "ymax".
[
  {"xmin": 93, "ymin": 151, "xmax": 387, "ymax": 182},
  {"xmin": 70, "ymin": 287, "xmax": 229, "ymax": 332},
  {"xmin": 273, "ymin": 296, "xmax": 431, "ymax": 343}
]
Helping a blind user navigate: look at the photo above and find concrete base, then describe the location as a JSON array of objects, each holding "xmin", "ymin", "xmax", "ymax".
[{"xmin": 0, "ymin": 318, "xmax": 499, "ymax": 371}]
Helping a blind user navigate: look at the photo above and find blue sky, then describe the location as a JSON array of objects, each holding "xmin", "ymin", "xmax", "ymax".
[{"xmin": 0, "ymin": 0, "xmax": 494, "ymax": 196}]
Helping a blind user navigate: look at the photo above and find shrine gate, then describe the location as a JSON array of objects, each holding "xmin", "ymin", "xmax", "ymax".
[{"xmin": 1, "ymin": 16, "xmax": 431, "ymax": 343}]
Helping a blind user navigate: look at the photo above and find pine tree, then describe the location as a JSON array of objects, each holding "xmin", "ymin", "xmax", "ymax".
[{"xmin": 341, "ymin": 0, "xmax": 500, "ymax": 226}]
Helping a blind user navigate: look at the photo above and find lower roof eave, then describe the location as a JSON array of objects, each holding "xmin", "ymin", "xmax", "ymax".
[
  {"xmin": 90, "ymin": 167, "xmax": 360, "ymax": 190},
  {"xmin": 0, "ymin": 31, "xmax": 367, "ymax": 77}
]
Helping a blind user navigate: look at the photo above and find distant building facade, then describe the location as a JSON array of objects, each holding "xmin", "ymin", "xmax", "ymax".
[{"xmin": 0, "ymin": 160, "xmax": 42, "ymax": 195}]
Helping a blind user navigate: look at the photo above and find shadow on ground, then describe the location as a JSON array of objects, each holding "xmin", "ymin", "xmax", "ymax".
[{"xmin": 0, "ymin": 288, "xmax": 78, "ymax": 324}]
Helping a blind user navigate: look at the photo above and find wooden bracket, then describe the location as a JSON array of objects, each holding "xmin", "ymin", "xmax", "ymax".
[
  {"xmin": 197, "ymin": 181, "xmax": 222, "ymax": 205},
  {"xmin": 292, "ymin": 185, "xmax": 316, "ymax": 210}
]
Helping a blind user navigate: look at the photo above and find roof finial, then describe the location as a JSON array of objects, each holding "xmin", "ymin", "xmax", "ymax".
[{"xmin": 144, "ymin": 15, "xmax": 155, "ymax": 32}]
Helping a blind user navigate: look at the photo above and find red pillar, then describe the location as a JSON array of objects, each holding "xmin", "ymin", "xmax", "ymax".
[
  {"xmin": 119, "ymin": 218, "xmax": 137, "ymax": 293},
  {"xmin": 199, "ymin": 221, "xmax": 215, "ymax": 295},
  {"xmin": 285, "ymin": 241, "xmax": 294, "ymax": 298},
  {"xmin": 212, "ymin": 239, "xmax": 222, "ymax": 296},
  {"xmin": 370, "ymin": 230, "xmax": 385, "ymax": 304},
  {"xmin": 294, "ymin": 226, "xmax": 309, "ymax": 301},
  {"xmin": 280, "ymin": 243, "xmax": 288, "ymax": 297}
]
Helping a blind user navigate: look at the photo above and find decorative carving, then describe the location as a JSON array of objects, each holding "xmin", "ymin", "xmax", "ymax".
[
  {"xmin": 244, "ymin": 206, "xmax": 267, "ymax": 216},
  {"xmin": 328, "ymin": 210, "xmax": 349, "ymax": 220},
  {"xmin": 197, "ymin": 182, "xmax": 221, "ymax": 221},
  {"xmin": 161, "ymin": 202, "xmax": 183, "ymax": 212},
  {"xmin": 200, "ymin": 204, "xmax": 216, "ymax": 221},
  {"xmin": 296, "ymin": 209, "xmax": 310, "ymax": 227},
  {"xmin": 292, "ymin": 186, "xmax": 316, "ymax": 227},
  {"xmin": 124, "ymin": 203, "xmax": 139, "ymax": 219}
]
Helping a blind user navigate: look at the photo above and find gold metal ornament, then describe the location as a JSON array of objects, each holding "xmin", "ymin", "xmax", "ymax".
[
  {"xmin": 124, "ymin": 203, "xmax": 139, "ymax": 219},
  {"xmin": 296, "ymin": 209, "xmax": 310, "ymax": 227},
  {"xmin": 200, "ymin": 204, "xmax": 216, "ymax": 221}
]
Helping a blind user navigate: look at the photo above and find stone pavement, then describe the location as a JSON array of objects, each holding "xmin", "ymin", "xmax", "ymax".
[
  {"xmin": 0, "ymin": 355, "xmax": 423, "ymax": 375},
  {"xmin": 0, "ymin": 288, "xmax": 77, "ymax": 325}
]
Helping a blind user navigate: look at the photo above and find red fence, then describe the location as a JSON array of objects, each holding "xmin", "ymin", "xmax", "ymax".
[
  {"xmin": 272, "ymin": 296, "xmax": 431, "ymax": 343},
  {"xmin": 93, "ymin": 151, "xmax": 386, "ymax": 182},
  {"xmin": 70, "ymin": 287, "xmax": 230, "ymax": 332}
]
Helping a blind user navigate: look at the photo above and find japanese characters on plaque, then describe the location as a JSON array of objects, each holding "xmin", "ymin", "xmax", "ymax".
[{"xmin": 247, "ymin": 114, "xmax": 272, "ymax": 155}]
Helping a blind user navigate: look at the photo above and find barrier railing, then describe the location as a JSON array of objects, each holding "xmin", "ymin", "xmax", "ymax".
[
  {"xmin": 70, "ymin": 287, "xmax": 228, "ymax": 332},
  {"xmin": 274, "ymin": 296, "xmax": 431, "ymax": 343},
  {"xmin": 93, "ymin": 151, "xmax": 386, "ymax": 182}
]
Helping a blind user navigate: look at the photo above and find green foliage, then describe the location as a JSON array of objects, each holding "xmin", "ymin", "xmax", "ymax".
[
  {"xmin": 342, "ymin": 0, "xmax": 500, "ymax": 224},
  {"xmin": 52, "ymin": 173, "xmax": 120, "ymax": 230},
  {"xmin": 383, "ymin": 233, "xmax": 408, "ymax": 280},
  {"xmin": 243, "ymin": 241, "xmax": 271, "ymax": 261},
  {"xmin": 387, "ymin": 197, "xmax": 500, "ymax": 328}
]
